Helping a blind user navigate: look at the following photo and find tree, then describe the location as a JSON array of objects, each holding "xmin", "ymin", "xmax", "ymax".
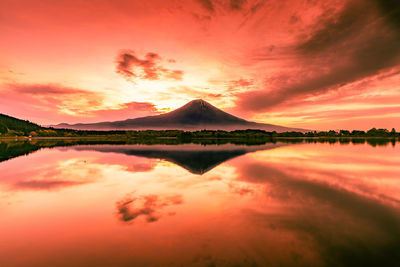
[
  {"xmin": 340, "ymin": 130, "xmax": 350, "ymax": 136},
  {"xmin": 0, "ymin": 123, "xmax": 7, "ymax": 134}
]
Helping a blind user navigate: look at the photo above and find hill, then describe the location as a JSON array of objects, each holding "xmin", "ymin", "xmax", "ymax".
[
  {"xmin": 54, "ymin": 99, "xmax": 305, "ymax": 132},
  {"xmin": 0, "ymin": 113, "xmax": 43, "ymax": 136}
]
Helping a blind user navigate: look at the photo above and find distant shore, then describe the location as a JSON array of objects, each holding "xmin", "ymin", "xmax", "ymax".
[
  {"xmin": 1, "ymin": 136, "xmax": 397, "ymax": 164},
  {"xmin": 1, "ymin": 135, "xmax": 398, "ymax": 143},
  {"xmin": 1, "ymin": 135, "xmax": 399, "ymax": 140},
  {"xmin": 1, "ymin": 127, "xmax": 399, "ymax": 149}
]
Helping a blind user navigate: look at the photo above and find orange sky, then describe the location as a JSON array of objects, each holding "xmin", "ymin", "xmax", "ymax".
[{"xmin": 1, "ymin": 0, "xmax": 399, "ymax": 130}]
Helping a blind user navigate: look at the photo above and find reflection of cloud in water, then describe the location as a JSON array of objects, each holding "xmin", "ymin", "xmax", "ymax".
[
  {"xmin": 128, "ymin": 162, "xmax": 155, "ymax": 172},
  {"xmin": 228, "ymin": 182, "xmax": 254, "ymax": 196},
  {"xmin": 13, "ymin": 180, "xmax": 85, "ymax": 190},
  {"xmin": 3, "ymin": 158, "xmax": 102, "ymax": 191},
  {"xmin": 91, "ymin": 154, "xmax": 157, "ymax": 173},
  {"xmin": 116, "ymin": 193, "xmax": 183, "ymax": 223},
  {"xmin": 237, "ymin": 163, "xmax": 400, "ymax": 266},
  {"xmin": 0, "ymin": 142, "xmax": 399, "ymax": 266}
]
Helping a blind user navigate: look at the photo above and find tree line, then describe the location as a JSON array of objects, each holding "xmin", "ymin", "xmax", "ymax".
[{"xmin": 0, "ymin": 113, "xmax": 398, "ymax": 138}]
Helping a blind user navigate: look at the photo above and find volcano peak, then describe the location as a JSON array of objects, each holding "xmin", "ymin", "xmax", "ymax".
[
  {"xmin": 53, "ymin": 99, "xmax": 305, "ymax": 132},
  {"xmin": 184, "ymin": 99, "xmax": 213, "ymax": 109}
]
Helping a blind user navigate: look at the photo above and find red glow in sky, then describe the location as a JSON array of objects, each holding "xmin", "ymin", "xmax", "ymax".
[{"xmin": 1, "ymin": 0, "xmax": 399, "ymax": 130}]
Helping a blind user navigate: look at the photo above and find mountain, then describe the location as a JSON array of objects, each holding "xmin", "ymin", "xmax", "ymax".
[
  {"xmin": 0, "ymin": 113, "xmax": 43, "ymax": 135},
  {"xmin": 54, "ymin": 99, "xmax": 305, "ymax": 132}
]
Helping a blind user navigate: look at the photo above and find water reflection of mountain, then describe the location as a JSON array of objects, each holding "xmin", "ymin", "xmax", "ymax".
[
  {"xmin": 0, "ymin": 141, "xmax": 43, "ymax": 162},
  {"xmin": 0, "ymin": 138, "xmax": 396, "ymax": 173},
  {"xmin": 0, "ymin": 140, "xmax": 285, "ymax": 174},
  {"xmin": 72, "ymin": 144, "xmax": 285, "ymax": 174}
]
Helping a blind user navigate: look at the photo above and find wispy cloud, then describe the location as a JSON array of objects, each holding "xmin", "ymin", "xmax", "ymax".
[{"xmin": 0, "ymin": 83, "xmax": 159, "ymax": 124}]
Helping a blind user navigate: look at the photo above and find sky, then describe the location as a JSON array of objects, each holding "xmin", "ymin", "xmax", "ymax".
[{"xmin": 0, "ymin": 0, "xmax": 399, "ymax": 130}]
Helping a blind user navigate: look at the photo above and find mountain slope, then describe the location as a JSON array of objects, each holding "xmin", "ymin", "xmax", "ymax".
[
  {"xmin": 54, "ymin": 99, "xmax": 305, "ymax": 132},
  {"xmin": 0, "ymin": 113, "xmax": 43, "ymax": 135}
]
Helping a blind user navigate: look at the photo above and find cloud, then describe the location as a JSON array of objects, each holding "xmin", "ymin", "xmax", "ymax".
[
  {"xmin": 89, "ymin": 101, "xmax": 159, "ymax": 121},
  {"xmin": 1, "ymin": 83, "xmax": 103, "ymax": 117},
  {"xmin": 373, "ymin": 0, "xmax": 400, "ymax": 28},
  {"xmin": 4, "ymin": 82, "xmax": 101, "ymax": 100},
  {"xmin": 0, "ymin": 83, "xmax": 159, "ymax": 123},
  {"xmin": 230, "ymin": 0, "xmax": 246, "ymax": 10},
  {"xmin": 227, "ymin": 78, "xmax": 254, "ymax": 90},
  {"xmin": 12, "ymin": 84, "xmax": 91, "ymax": 95},
  {"xmin": 196, "ymin": 0, "xmax": 214, "ymax": 12},
  {"xmin": 195, "ymin": 0, "xmax": 251, "ymax": 13},
  {"xmin": 2, "ymin": 0, "xmax": 399, "ymax": 130},
  {"xmin": 277, "ymin": 106, "xmax": 400, "ymax": 123},
  {"xmin": 116, "ymin": 193, "xmax": 183, "ymax": 223},
  {"xmin": 168, "ymin": 85, "xmax": 223, "ymax": 100},
  {"xmin": 236, "ymin": 0, "xmax": 400, "ymax": 111},
  {"xmin": 116, "ymin": 50, "xmax": 184, "ymax": 81},
  {"xmin": 165, "ymin": 70, "xmax": 184, "ymax": 80},
  {"xmin": 14, "ymin": 180, "xmax": 84, "ymax": 190}
]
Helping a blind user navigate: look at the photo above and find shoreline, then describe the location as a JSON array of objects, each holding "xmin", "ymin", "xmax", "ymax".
[{"xmin": 0, "ymin": 136, "xmax": 398, "ymax": 141}]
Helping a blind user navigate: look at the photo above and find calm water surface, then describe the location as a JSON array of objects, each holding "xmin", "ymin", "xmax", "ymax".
[{"xmin": 0, "ymin": 141, "xmax": 399, "ymax": 266}]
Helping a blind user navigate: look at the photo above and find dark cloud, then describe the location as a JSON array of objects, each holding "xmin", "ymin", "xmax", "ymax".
[
  {"xmin": 116, "ymin": 193, "xmax": 183, "ymax": 223},
  {"xmin": 230, "ymin": 0, "xmax": 246, "ymax": 10},
  {"xmin": 237, "ymin": 0, "xmax": 400, "ymax": 111},
  {"xmin": 196, "ymin": 0, "xmax": 255, "ymax": 13},
  {"xmin": 196, "ymin": 0, "xmax": 214, "ymax": 12},
  {"xmin": 296, "ymin": 1, "xmax": 369, "ymax": 54},
  {"xmin": 289, "ymin": 14, "xmax": 300, "ymax": 25},
  {"xmin": 373, "ymin": 0, "xmax": 400, "ymax": 28},
  {"xmin": 116, "ymin": 50, "xmax": 184, "ymax": 81},
  {"xmin": 249, "ymin": 1, "xmax": 264, "ymax": 15}
]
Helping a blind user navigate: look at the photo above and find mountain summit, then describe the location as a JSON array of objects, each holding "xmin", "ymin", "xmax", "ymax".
[
  {"xmin": 54, "ymin": 99, "xmax": 304, "ymax": 132},
  {"xmin": 151, "ymin": 99, "xmax": 247, "ymax": 125}
]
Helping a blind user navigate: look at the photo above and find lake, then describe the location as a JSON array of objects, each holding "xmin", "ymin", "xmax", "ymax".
[{"xmin": 0, "ymin": 140, "xmax": 399, "ymax": 266}]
